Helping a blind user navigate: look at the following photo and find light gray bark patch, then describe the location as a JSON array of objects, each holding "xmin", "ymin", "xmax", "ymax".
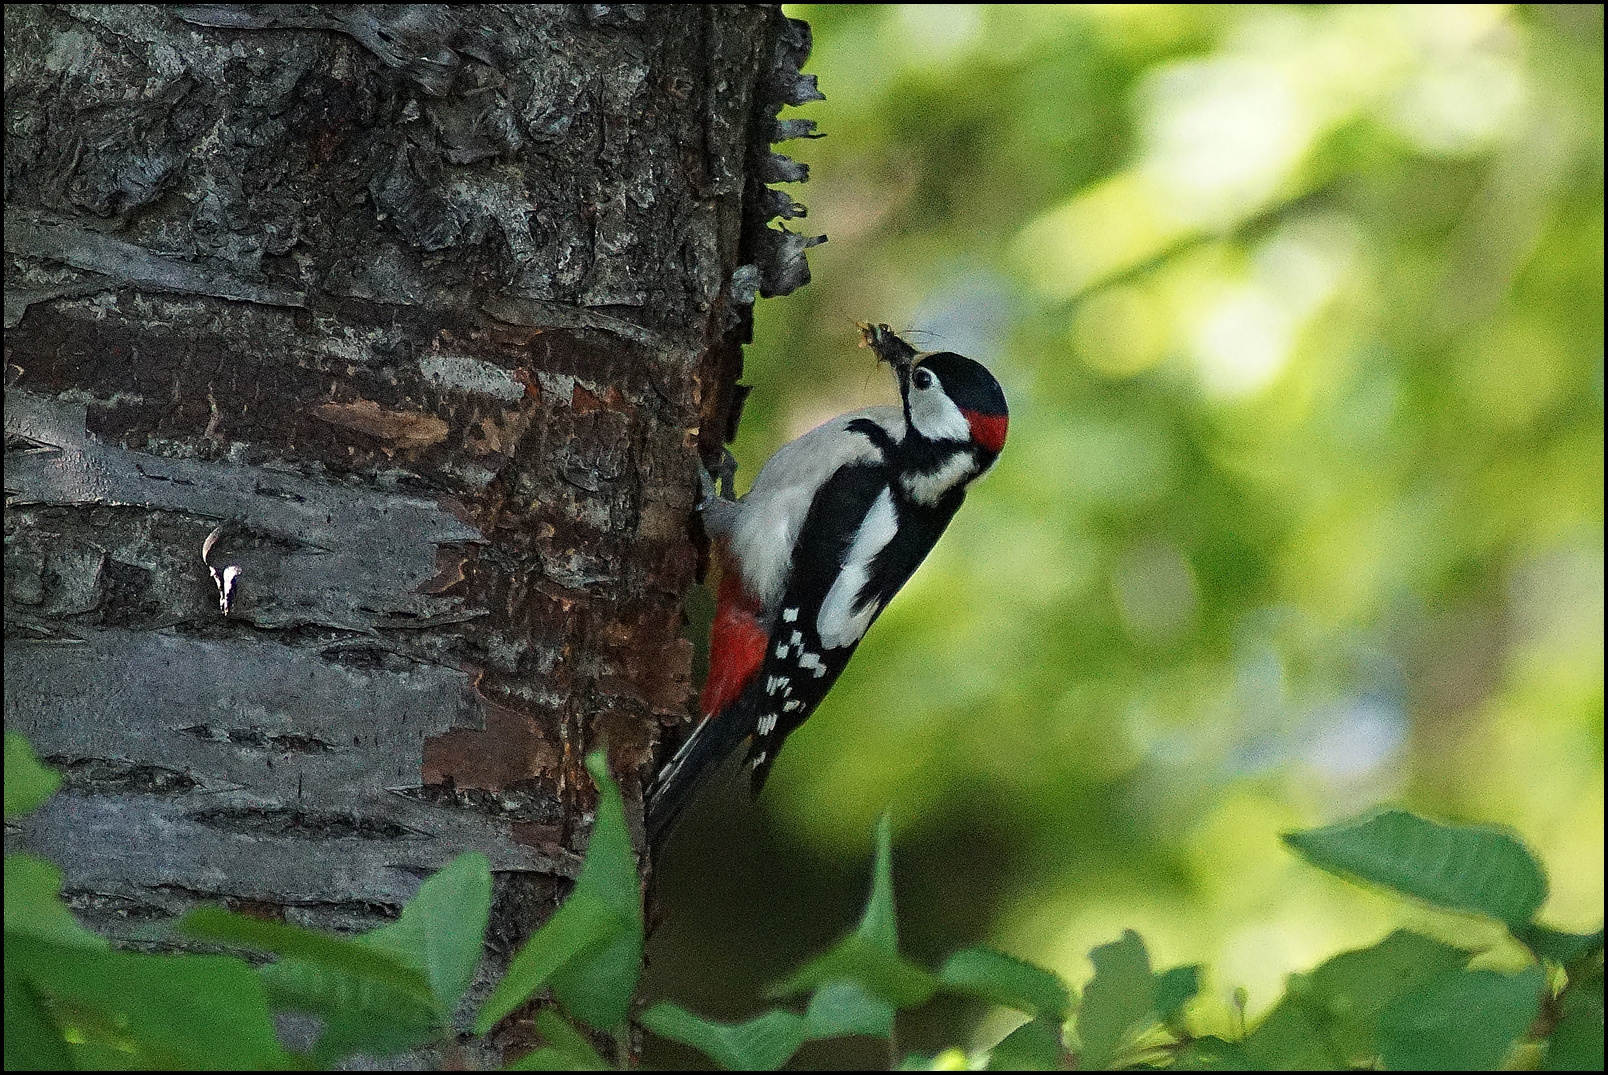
[
  {"xmin": 5, "ymin": 391, "xmax": 483, "ymax": 631},
  {"xmin": 5, "ymin": 626, "xmax": 569, "ymax": 908},
  {"xmin": 482, "ymin": 294, "xmax": 668, "ymax": 350},
  {"xmin": 418, "ymin": 353, "xmax": 526, "ymax": 402},
  {"xmin": 4, "ymin": 212, "xmax": 307, "ymax": 312}
]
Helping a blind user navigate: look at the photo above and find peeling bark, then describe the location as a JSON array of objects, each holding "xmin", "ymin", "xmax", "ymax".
[{"xmin": 3, "ymin": 3, "xmax": 819, "ymax": 1060}]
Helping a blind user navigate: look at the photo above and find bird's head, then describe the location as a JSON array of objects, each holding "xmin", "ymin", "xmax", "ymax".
[{"xmin": 859, "ymin": 323, "xmax": 1008, "ymax": 455}]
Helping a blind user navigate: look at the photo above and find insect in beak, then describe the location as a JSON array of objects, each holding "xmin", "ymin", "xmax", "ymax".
[{"xmin": 857, "ymin": 322, "xmax": 917, "ymax": 394}]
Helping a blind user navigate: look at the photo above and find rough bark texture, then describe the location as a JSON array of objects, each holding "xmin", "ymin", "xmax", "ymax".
[{"xmin": 3, "ymin": 2, "xmax": 819, "ymax": 1058}]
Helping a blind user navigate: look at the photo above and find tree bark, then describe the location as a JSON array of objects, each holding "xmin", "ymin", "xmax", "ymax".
[{"xmin": 3, "ymin": 2, "xmax": 818, "ymax": 1058}]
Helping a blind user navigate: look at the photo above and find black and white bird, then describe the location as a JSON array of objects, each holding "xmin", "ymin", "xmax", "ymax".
[{"xmin": 648, "ymin": 324, "xmax": 1009, "ymax": 846}]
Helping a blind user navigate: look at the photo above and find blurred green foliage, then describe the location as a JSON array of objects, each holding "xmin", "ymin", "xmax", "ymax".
[{"xmin": 650, "ymin": 3, "xmax": 1602, "ymax": 1064}]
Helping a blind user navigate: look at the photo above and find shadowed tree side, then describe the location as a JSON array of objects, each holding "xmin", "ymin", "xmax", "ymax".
[{"xmin": 2, "ymin": 3, "xmax": 819, "ymax": 1059}]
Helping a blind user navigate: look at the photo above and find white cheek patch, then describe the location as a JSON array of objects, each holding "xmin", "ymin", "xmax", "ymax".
[
  {"xmin": 900, "ymin": 452, "xmax": 979, "ymax": 506},
  {"xmin": 817, "ymin": 486, "xmax": 897, "ymax": 649},
  {"xmin": 908, "ymin": 375, "xmax": 972, "ymax": 443}
]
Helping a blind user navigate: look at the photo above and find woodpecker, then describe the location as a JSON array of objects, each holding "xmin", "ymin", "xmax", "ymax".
[{"xmin": 648, "ymin": 324, "xmax": 1009, "ymax": 845}]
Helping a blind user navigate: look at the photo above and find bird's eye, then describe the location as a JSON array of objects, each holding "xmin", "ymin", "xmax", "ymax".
[{"xmin": 913, "ymin": 368, "xmax": 934, "ymax": 390}]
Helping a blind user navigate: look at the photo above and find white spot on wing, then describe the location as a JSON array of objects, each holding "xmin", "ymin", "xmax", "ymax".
[
  {"xmin": 783, "ymin": 700, "xmax": 802, "ymax": 712},
  {"xmin": 766, "ymin": 675, "xmax": 786, "ymax": 695},
  {"xmin": 752, "ymin": 750, "xmax": 767, "ymax": 766},
  {"xmin": 758, "ymin": 713, "xmax": 777, "ymax": 735},
  {"xmin": 782, "ymin": 608, "xmax": 798, "ymax": 622},
  {"xmin": 790, "ymin": 630, "xmax": 803, "ymax": 645},
  {"xmin": 816, "ymin": 487, "xmax": 897, "ymax": 648},
  {"xmin": 775, "ymin": 642, "xmax": 790, "ymax": 658},
  {"xmin": 798, "ymin": 651, "xmax": 824, "ymax": 673}
]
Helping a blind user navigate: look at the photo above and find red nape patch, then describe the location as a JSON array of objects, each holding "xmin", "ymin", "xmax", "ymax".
[
  {"xmin": 963, "ymin": 409, "xmax": 1008, "ymax": 454},
  {"xmin": 700, "ymin": 573, "xmax": 767, "ymax": 717}
]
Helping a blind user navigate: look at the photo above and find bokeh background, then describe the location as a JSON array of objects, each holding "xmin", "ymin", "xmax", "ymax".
[{"xmin": 644, "ymin": 5, "xmax": 1603, "ymax": 1066}]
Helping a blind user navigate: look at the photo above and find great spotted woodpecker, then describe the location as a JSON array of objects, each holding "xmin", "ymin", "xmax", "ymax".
[{"xmin": 648, "ymin": 324, "xmax": 1008, "ymax": 845}]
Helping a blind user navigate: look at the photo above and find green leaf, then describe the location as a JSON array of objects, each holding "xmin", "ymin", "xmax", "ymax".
[
  {"xmin": 1172, "ymin": 1034, "xmax": 1252, "ymax": 1070},
  {"xmin": 5, "ymin": 853, "xmax": 108, "ymax": 950},
  {"xmin": 1544, "ymin": 1008, "xmax": 1605, "ymax": 1070},
  {"xmin": 1283, "ymin": 809, "xmax": 1548, "ymax": 928},
  {"xmin": 1294, "ymin": 929, "xmax": 1470, "ymax": 1065},
  {"xmin": 361, "ymin": 850, "xmax": 491, "ymax": 1013},
  {"xmin": 5, "ymin": 731, "xmax": 61, "ymax": 820},
  {"xmin": 503, "ymin": 1008, "xmax": 610, "ymax": 1070},
  {"xmin": 1515, "ymin": 924, "xmax": 1604, "ymax": 965},
  {"xmin": 476, "ymin": 750, "xmax": 643, "ymax": 1034},
  {"xmin": 1241, "ymin": 996, "xmax": 1344, "ymax": 1070},
  {"xmin": 642, "ymin": 1002, "xmax": 808, "ymax": 1070},
  {"xmin": 986, "ymin": 1016, "xmax": 1065, "ymax": 1070},
  {"xmin": 1543, "ymin": 972, "xmax": 1604, "ymax": 1072},
  {"xmin": 8, "ymin": 932, "xmax": 295, "ymax": 1069},
  {"xmin": 860, "ymin": 813, "xmax": 899, "ymax": 953},
  {"xmin": 804, "ymin": 979, "xmax": 895, "ymax": 1040},
  {"xmin": 178, "ymin": 904, "xmax": 435, "ymax": 1005},
  {"xmin": 772, "ymin": 932, "xmax": 939, "ymax": 1008},
  {"xmin": 258, "ymin": 956, "xmax": 444, "ymax": 1063},
  {"xmin": 939, "ymin": 947, "xmax": 1071, "ymax": 1020},
  {"xmin": 1378, "ymin": 965, "xmax": 1546, "ymax": 1070},
  {"xmin": 771, "ymin": 814, "xmax": 937, "ymax": 1021},
  {"xmin": 1154, "ymin": 964, "xmax": 1201, "ymax": 1024},
  {"xmin": 475, "ymin": 896, "xmax": 621, "ymax": 1034},
  {"xmin": 4, "ymin": 961, "xmax": 73, "ymax": 1071},
  {"xmin": 1075, "ymin": 929, "xmax": 1155, "ymax": 1069}
]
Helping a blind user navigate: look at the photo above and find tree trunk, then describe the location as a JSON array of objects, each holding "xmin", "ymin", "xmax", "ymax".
[{"xmin": 3, "ymin": 1, "xmax": 817, "ymax": 1057}]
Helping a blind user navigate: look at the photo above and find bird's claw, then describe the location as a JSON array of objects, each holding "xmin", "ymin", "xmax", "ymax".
[{"xmin": 698, "ymin": 447, "xmax": 738, "ymax": 507}]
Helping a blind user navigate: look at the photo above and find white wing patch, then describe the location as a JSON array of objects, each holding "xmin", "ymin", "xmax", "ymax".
[
  {"xmin": 724, "ymin": 406, "xmax": 904, "ymax": 610},
  {"xmin": 816, "ymin": 486, "xmax": 898, "ymax": 649}
]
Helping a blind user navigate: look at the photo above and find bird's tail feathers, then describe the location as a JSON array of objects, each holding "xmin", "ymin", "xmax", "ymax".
[{"xmin": 647, "ymin": 699, "xmax": 751, "ymax": 851}]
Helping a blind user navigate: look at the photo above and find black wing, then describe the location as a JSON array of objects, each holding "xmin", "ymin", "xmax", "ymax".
[{"xmin": 744, "ymin": 469, "xmax": 967, "ymax": 793}]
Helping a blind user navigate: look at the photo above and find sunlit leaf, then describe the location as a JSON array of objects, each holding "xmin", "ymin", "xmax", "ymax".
[
  {"xmin": 1283, "ymin": 810, "xmax": 1548, "ymax": 928},
  {"xmin": 1075, "ymin": 929, "xmax": 1155, "ymax": 1069},
  {"xmin": 939, "ymin": 947, "xmax": 1071, "ymax": 1020},
  {"xmin": 1378, "ymin": 965, "xmax": 1545, "ymax": 1070},
  {"xmin": 258, "ymin": 957, "xmax": 444, "ymax": 1063},
  {"xmin": 642, "ymin": 1002, "xmax": 808, "ymax": 1070},
  {"xmin": 1241, "ymin": 996, "xmax": 1344, "ymax": 1070},
  {"xmin": 986, "ymin": 1016, "xmax": 1064, "ymax": 1070},
  {"xmin": 1515, "ymin": 925, "xmax": 1604, "ymax": 965},
  {"xmin": 1296, "ymin": 929, "xmax": 1469, "ymax": 1065},
  {"xmin": 1154, "ymin": 964, "xmax": 1201, "ymax": 1024}
]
